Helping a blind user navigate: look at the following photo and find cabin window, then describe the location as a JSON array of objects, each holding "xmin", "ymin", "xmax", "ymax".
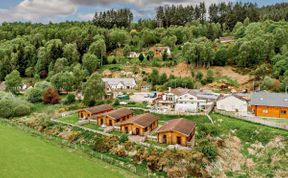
[
  {"xmin": 262, "ymin": 109, "xmax": 268, "ymax": 114},
  {"xmin": 280, "ymin": 110, "xmax": 287, "ymax": 115}
]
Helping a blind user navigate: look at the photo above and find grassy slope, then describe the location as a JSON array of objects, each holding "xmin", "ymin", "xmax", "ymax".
[{"xmin": 0, "ymin": 123, "xmax": 137, "ymax": 178}]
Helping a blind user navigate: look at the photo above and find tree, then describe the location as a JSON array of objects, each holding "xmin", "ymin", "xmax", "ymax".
[
  {"xmin": 50, "ymin": 71, "xmax": 75, "ymax": 92},
  {"xmin": 88, "ymin": 39, "xmax": 106, "ymax": 59},
  {"xmin": 159, "ymin": 73, "xmax": 167, "ymax": 85},
  {"xmin": 139, "ymin": 53, "xmax": 145, "ymax": 62},
  {"xmin": 205, "ymin": 69, "xmax": 214, "ymax": 83},
  {"xmin": 5, "ymin": 70, "xmax": 22, "ymax": 94},
  {"xmin": 43, "ymin": 87, "xmax": 60, "ymax": 104},
  {"xmin": 83, "ymin": 73, "xmax": 105, "ymax": 106},
  {"xmin": 82, "ymin": 53, "xmax": 99, "ymax": 75},
  {"xmin": 149, "ymin": 69, "xmax": 159, "ymax": 86},
  {"xmin": 196, "ymin": 71, "xmax": 203, "ymax": 81},
  {"xmin": 63, "ymin": 43, "xmax": 79, "ymax": 64},
  {"xmin": 214, "ymin": 47, "xmax": 228, "ymax": 66},
  {"xmin": 161, "ymin": 35, "xmax": 177, "ymax": 48}
]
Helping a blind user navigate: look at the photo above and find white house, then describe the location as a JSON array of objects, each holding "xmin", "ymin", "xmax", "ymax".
[
  {"xmin": 155, "ymin": 88, "xmax": 219, "ymax": 113},
  {"xmin": 216, "ymin": 95, "xmax": 248, "ymax": 113},
  {"xmin": 102, "ymin": 78, "xmax": 137, "ymax": 91}
]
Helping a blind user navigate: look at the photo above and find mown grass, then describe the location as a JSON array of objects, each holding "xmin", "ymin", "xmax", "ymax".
[
  {"xmin": 58, "ymin": 114, "xmax": 79, "ymax": 124},
  {"xmin": 0, "ymin": 122, "xmax": 138, "ymax": 178}
]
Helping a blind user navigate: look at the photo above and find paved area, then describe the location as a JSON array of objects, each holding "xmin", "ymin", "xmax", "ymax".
[{"xmin": 130, "ymin": 92, "xmax": 155, "ymax": 104}]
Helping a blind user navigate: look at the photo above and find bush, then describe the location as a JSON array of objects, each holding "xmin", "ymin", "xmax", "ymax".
[
  {"xmin": 26, "ymin": 87, "xmax": 43, "ymax": 103},
  {"xmin": 64, "ymin": 94, "xmax": 76, "ymax": 105},
  {"xmin": 198, "ymin": 123, "xmax": 220, "ymax": 137},
  {"xmin": 0, "ymin": 93, "xmax": 32, "ymax": 118},
  {"xmin": 113, "ymin": 99, "xmax": 120, "ymax": 106},
  {"xmin": 119, "ymin": 134, "xmax": 128, "ymax": 144},
  {"xmin": 199, "ymin": 141, "xmax": 217, "ymax": 161},
  {"xmin": 13, "ymin": 104, "xmax": 31, "ymax": 117},
  {"xmin": 43, "ymin": 87, "xmax": 60, "ymax": 104}
]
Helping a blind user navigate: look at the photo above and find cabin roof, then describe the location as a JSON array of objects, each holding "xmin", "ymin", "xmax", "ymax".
[
  {"xmin": 83, "ymin": 104, "xmax": 113, "ymax": 114},
  {"xmin": 121, "ymin": 113, "xmax": 159, "ymax": 128},
  {"xmin": 157, "ymin": 118, "xmax": 195, "ymax": 136},
  {"xmin": 250, "ymin": 91, "xmax": 288, "ymax": 107},
  {"xmin": 106, "ymin": 108, "xmax": 133, "ymax": 120}
]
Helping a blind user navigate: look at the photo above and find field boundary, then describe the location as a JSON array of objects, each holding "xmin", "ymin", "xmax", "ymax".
[{"xmin": 0, "ymin": 119, "xmax": 150, "ymax": 177}]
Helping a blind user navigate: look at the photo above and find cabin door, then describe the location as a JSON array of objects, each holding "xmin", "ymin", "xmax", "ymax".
[
  {"xmin": 162, "ymin": 135, "xmax": 167, "ymax": 144},
  {"xmin": 135, "ymin": 128, "xmax": 140, "ymax": 135},
  {"xmin": 109, "ymin": 120, "xmax": 112, "ymax": 126},
  {"xmin": 177, "ymin": 136, "xmax": 182, "ymax": 145},
  {"xmin": 80, "ymin": 113, "xmax": 83, "ymax": 118}
]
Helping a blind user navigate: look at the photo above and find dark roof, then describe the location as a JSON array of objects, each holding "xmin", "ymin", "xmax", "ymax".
[
  {"xmin": 157, "ymin": 118, "xmax": 196, "ymax": 136},
  {"xmin": 106, "ymin": 108, "xmax": 133, "ymax": 120},
  {"xmin": 121, "ymin": 113, "xmax": 159, "ymax": 128},
  {"xmin": 83, "ymin": 104, "xmax": 113, "ymax": 114},
  {"xmin": 250, "ymin": 91, "xmax": 288, "ymax": 107}
]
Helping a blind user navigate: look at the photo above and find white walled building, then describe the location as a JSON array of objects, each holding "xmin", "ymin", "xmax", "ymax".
[{"xmin": 216, "ymin": 95, "xmax": 248, "ymax": 113}]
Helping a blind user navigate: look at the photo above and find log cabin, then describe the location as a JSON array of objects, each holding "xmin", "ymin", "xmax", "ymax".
[
  {"xmin": 99, "ymin": 108, "xmax": 133, "ymax": 127},
  {"xmin": 120, "ymin": 113, "xmax": 159, "ymax": 136},
  {"xmin": 157, "ymin": 118, "xmax": 196, "ymax": 146},
  {"xmin": 250, "ymin": 91, "xmax": 288, "ymax": 118},
  {"xmin": 78, "ymin": 104, "xmax": 113, "ymax": 120}
]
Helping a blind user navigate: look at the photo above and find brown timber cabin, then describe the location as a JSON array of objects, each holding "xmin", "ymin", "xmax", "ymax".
[
  {"xmin": 157, "ymin": 118, "xmax": 196, "ymax": 146},
  {"xmin": 120, "ymin": 113, "xmax": 159, "ymax": 135},
  {"xmin": 99, "ymin": 108, "xmax": 133, "ymax": 126},
  {"xmin": 78, "ymin": 104, "xmax": 113, "ymax": 120}
]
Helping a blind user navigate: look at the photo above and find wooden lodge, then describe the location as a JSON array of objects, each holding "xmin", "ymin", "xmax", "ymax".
[
  {"xmin": 120, "ymin": 113, "xmax": 159, "ymax": 136},
  {"xmin": 78, "ymin": 104, "xmax": 113, "ymax": 120},
  {"xmin": 157, "ymin": 118, "xmax": 196, "ymax": 146},
  {"xmin": 250, "ymin": 92, "xmax": 288, "ymax": 118},
  {"xmin": 98, "ymin": 108, "xmax": 133, "ymax": 126}
]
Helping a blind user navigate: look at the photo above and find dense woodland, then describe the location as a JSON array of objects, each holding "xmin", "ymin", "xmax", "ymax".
[{"xmin": 0, "ymin": 2, "xmax": 288, "ymax": 104}]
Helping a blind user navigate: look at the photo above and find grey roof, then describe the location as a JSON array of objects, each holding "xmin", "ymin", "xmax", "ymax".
[
  {"xmin": 102, "ymin": 78, "xmax": 136, "ymax": 87},
  {"xmin": 250, "ymin": 92, "xmax": 288, "ymax": 107}
]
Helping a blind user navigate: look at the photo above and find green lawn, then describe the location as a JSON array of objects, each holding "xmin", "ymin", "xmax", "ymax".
[
  {"xmin": 0, "ymin": 123, "xmax": 137, "ymax": 178},
  {"xmin": 59, "ymin": 114, "xmax": 79, "ymax": 124}
]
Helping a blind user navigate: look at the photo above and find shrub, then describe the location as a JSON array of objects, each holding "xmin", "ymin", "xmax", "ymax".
[
  {"xmin": 119, "ymin": 134, "xmax": 128, "ymax": 143},
  {"xmin": 199, "ymin": 141, "xmax": 217, "ymax": 161},
  {"xmin": 26, "ymin": 87, "xmax": 43, "ymax": 103},
  {"xmin": 64, "ymin": 94, "xmax": 76, "ymax": 105},
  {"xmin": 13, "ymin": 104, "xmax": 31, "ymax": 117},
  {"xmin": 198, "ymin": 123, "xmax": 220, "ymax": 137},
  {"xmin": 43, "ymin": 87, "xmax": 60, "ymax": 104},
  {"xmin": 113, "ymin": 99, "xmax": 120, "ymax": 106}
]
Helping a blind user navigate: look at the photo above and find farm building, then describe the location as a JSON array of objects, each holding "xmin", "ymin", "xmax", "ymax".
[
  {"xmin": 78, "ymin": 104, "xmax": 113, "ymax": 120},
  {"xmin": 250, "ymin": 92, "xmax": 288, "ymax": 118},
  {"xmin": 216, "ymin": 94, "xmax": 248, "ymax": 114},
  {"xmin": 157, "ymin": 118, "xmax": 196, "ymax": 146},
  {"xmin": 100, "ymin": 108, "xmax": 133, "ymax": 126},
  {"xmin": 120, "ymin": 113, "xmax": 159, "ymax": 136}
]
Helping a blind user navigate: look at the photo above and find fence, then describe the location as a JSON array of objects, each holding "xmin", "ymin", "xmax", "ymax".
[{"xmin": 215, "ymin": 110, "xmax": 288, "ymax": 131}]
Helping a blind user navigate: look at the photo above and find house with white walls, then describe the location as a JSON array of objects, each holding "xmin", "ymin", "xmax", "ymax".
[{"xmin": 216, "ymin": 94, "xmax": 248, "ymax": 114}]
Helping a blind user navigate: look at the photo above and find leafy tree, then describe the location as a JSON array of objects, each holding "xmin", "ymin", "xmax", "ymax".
[
  {"xmin": 196, "ymin": 71, "xmax": 203, "ymax": 81},
  {"xmin": 5, "ymin": 70, "xmax": 22, "ymax": 94},
  {"xmin": 138, "ymin": 53, "xmax": 145, "ymax": 62},
  {"xmin": 83, "ymin": 73, "xmax": 105, "ymax": 106},
  {"xmin": 149, "ymin": 69, "xmax": 159, "ymax": 86},
  {"xmin": 50, "ymin": 71, "xmax": 75, "ymax": 92},
  {"xmin": 63, "ymin": 43, "xmax": 79, "ymax": 64},
  {"xmin": 159, "ymin": 73, "xmax": 167, "ymax": 85},
  {"xmin": 205, "ymin": 69, "xmax": 214, "ymax": 84},
  {"xmin": 82, "ymin": 53, "xmax": 99, "ymax": 75},
  {"xmin": 88, "ymin": 39, "xmax": 106, "ymax": 59},
  {"xmin": 214, "ymin": 47, "xmax": 228, "ymax": 66}
]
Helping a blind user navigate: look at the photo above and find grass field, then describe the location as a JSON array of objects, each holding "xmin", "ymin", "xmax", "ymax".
[{"xmin": 0, "ymin": 123, "xmax": 137, "ymax": 178}]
